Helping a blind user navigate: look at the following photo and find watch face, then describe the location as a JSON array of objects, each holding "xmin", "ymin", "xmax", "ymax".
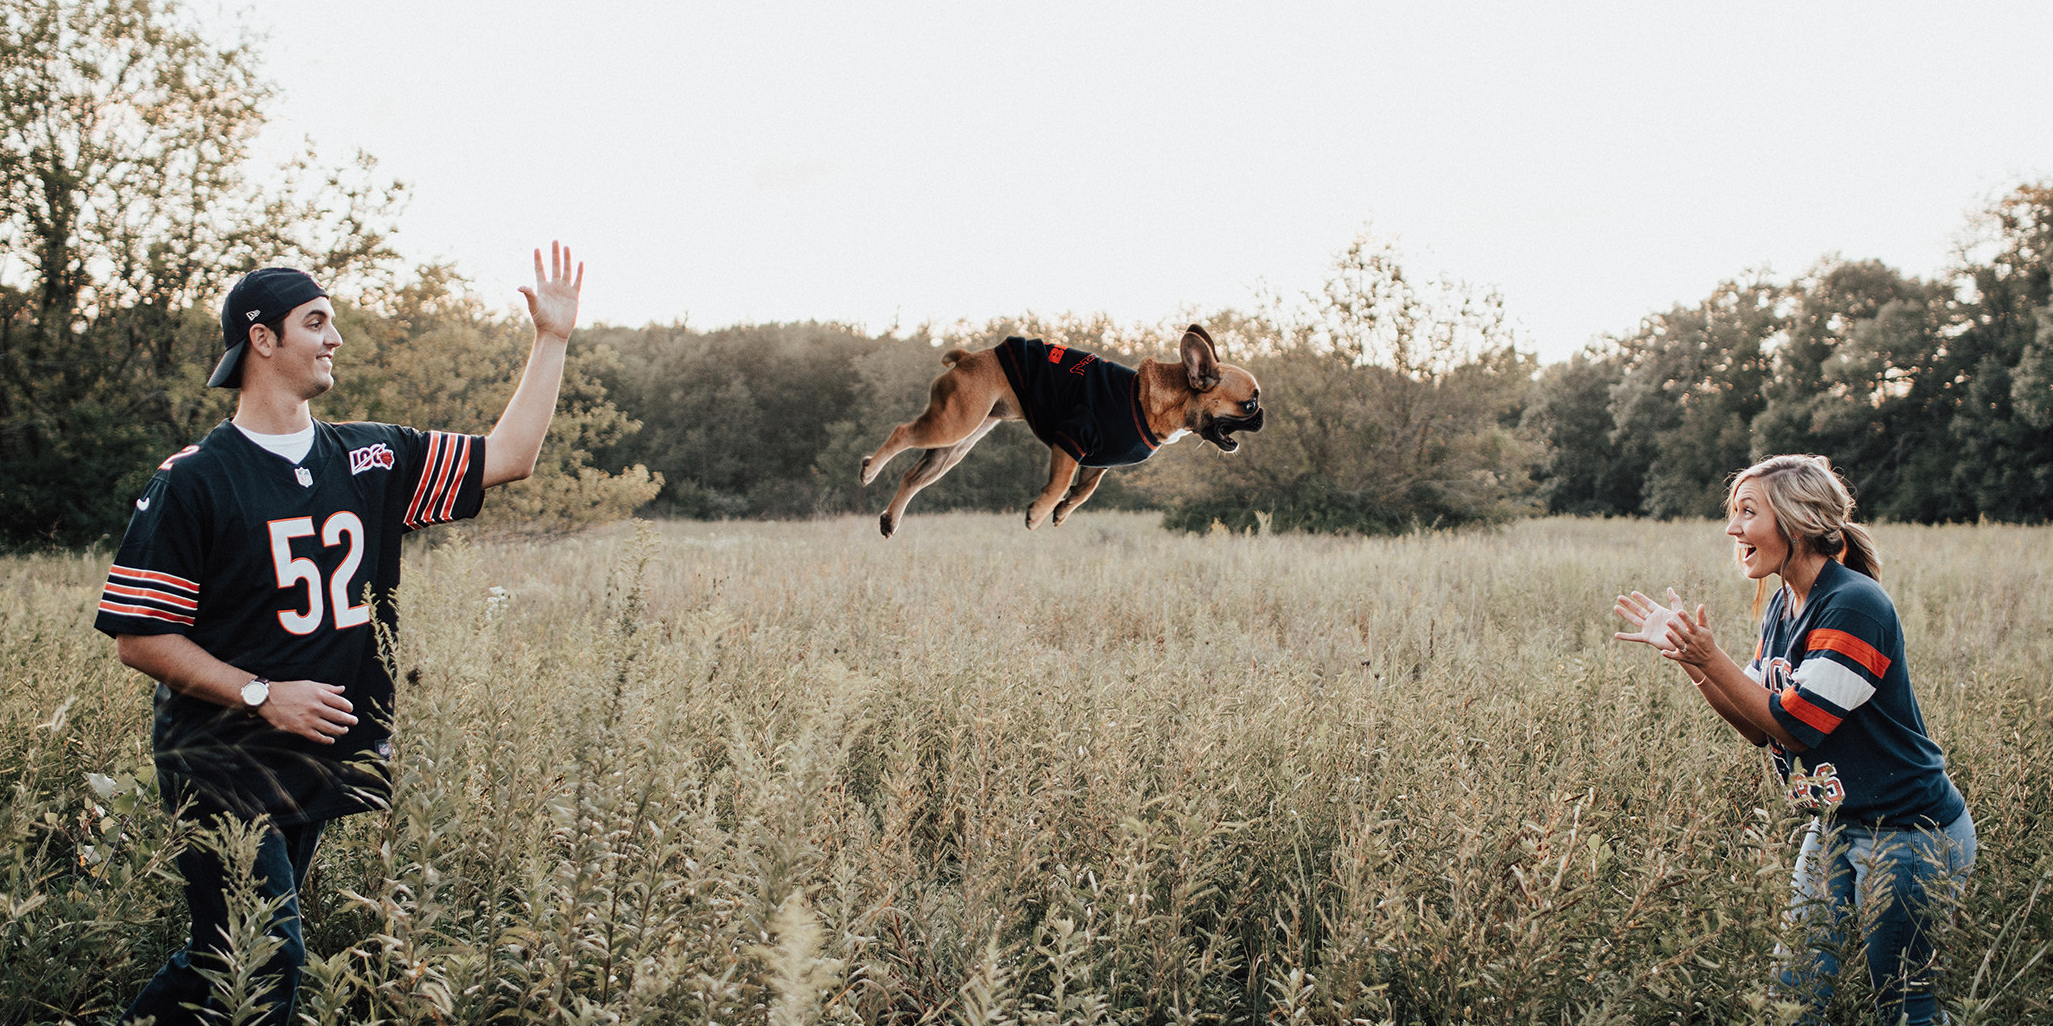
[{"xmin": 242, "ymin": 680, "xmax": 268, "ymax": 708}]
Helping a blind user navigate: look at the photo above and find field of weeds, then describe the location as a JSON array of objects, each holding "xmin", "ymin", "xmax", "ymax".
[{"xmin": 3, "ymin": 513, "xmax": 2049, "ymax": 1024}]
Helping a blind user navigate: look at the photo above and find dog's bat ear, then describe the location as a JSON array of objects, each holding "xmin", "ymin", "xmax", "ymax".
[{"xmin": 1181, "ymin": 325, "xmax": 1222, "ymax": 392}]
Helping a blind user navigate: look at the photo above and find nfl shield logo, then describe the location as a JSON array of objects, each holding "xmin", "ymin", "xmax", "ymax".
[{"xmin": 295, "ymin": 467, "xmax": 313, "ymax": 487}]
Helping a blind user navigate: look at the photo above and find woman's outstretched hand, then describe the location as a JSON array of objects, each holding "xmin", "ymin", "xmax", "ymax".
[{"xmin": 1613, "ymin": 588, "xmax": 1687, "ymax": 653}]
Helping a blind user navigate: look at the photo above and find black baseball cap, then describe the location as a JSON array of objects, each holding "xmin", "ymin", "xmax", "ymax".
[{"xmin": 209, "ymin": 267, "xmax": 329, "ymax": 388}]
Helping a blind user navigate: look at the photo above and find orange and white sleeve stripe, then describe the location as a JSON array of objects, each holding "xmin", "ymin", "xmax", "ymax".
[
  {"xmin": 1781, "ymin": 629, "xmax": 1889, "ymax": 734},
  {"xmin": 98, "ymin": 565, "xmax": 199, "ymax": 628},
  {"xmin": 403, "ymin": 432, "xmax": 475, "ymax": 529}
]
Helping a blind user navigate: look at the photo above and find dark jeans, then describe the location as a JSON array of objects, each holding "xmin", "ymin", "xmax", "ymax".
[
  {"xmin": 122, "ymin": 818, "xmax": 325, "ymax": 1026},
  {"xmin": 1775, "ymin": 811, "xmax": 1977, "ymax": 1026}
]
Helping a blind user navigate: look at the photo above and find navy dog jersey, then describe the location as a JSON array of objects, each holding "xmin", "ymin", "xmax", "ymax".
[
  {"xmin": 994, "ymin": 337, "xmax": 1162, "ymax": 467},
  {"xmin": 96, "ymin": 420, "xmax": 486, "ymax": 824}
]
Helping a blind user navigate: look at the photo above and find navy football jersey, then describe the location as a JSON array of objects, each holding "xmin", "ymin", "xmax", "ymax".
[
  {"xmin": 994, "ymin": 337, "xmax": 1163, "ymax": 467},
  {"xmin": 1745, "ymin": 559, "xmax": 1966, "ymax": 828},
  {"xmin": 96, "ymin": 420, "xmax": 486, "ymax": 823}
]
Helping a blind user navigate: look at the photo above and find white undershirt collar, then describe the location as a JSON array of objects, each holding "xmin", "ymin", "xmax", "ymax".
[{"xmin": 235, "ymin": 422, "xmax": 315, "ymax": 464}]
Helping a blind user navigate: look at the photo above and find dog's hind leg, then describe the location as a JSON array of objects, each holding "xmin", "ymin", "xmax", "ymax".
[
  {"xmin": 1025, "ymin": 449, "xmax": 1083, "ymax": 530},
  {"xmin": 861, "ymin": 369, "xmax": 993, "ymax": 487},
  {"xmin": 1050, "ymin": 467, "xmax": 1109, "ymax": 527},
  {"xmin": 879, "ymin": 417, "xmax": 1002, "ymax": 538}
]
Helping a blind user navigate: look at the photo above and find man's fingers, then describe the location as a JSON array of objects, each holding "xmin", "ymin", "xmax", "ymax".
[{"xmin": 533, "ymin": 246, "xmax": 546, "ymax": 283}]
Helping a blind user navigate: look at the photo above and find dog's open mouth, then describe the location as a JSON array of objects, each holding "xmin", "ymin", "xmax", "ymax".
[{"xmin": 1200, "ymin": 408, "xmax": 1263, "ymax": 452}]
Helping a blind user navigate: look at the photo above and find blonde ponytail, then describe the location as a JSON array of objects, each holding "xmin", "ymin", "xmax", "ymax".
[{"xmin": 1837, "ymin": 520, "xmax": 1881, "ymax": 581}]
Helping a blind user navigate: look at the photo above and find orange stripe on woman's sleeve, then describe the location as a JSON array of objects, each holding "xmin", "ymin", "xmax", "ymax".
[
  {"xmin": 1779, "ymin": 688, "xmax": 1843, "ymax": 735},
  {"xmin": 1807, "ymin": 628, "xmax": 1890, "ymax": 677}
]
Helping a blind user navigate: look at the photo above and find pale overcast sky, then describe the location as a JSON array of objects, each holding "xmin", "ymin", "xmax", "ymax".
[{"xmin": 213, "ymin": 1, "xmax": 2053, "ymax": 363}]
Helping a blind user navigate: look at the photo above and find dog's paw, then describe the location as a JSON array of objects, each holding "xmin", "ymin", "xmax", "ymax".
[
  {"xmin": 859, "ymin": 455, "xmax": 875, "ymax": 486},
  {"xmin": 878, "ymin": 511, "xmax": 896, "ymax": 538}
]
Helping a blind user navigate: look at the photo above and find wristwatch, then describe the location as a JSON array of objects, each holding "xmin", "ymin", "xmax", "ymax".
[{"xmin": 240, "ymin": 676, "xmax": 270, "ymax": 713}]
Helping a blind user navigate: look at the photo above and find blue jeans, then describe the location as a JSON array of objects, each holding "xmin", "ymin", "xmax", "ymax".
[
  {"xmin": 122, "ymin": 818, "xmax": 325, "ymax": 1026},
  {"xmin": 1775, "ymin": 811, "xmax": 1976, "ymax": 1026}
]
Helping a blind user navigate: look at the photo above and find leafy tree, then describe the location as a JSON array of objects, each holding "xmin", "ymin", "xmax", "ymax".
[
  {"xmin": 1606, "ymin": 276, "xmax": 1779, "ymax": 518},
  {"xmin": 1943, "ymin": 183, "xmax": 2053, "ymax": 522},
  {"xmin": 1753, "ymin": 259, "xmax": 1958, "ymax": 520},
  {"xmin": 0, "ymin": 0, "xmax": 650, "ymax": 547},
  {"xmin": 0, "ymin": 0, "xmax": 400, "ymax": 546},
  {"xmin": 2013, "ymin": 308, "xmax": 2053, "ymax": 431},
  {"xmin": 595, "ymin": 321, "xmax": 896, "ymax": 518},
  {"xmin": 1522, "ymin": 348, "xmax": 1637, "ymax": 515},
  {"xmin": 1150, "ymin": 233, "xmax": 1538, "ymax": 534}
]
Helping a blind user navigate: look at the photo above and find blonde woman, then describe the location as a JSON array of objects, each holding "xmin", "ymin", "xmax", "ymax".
[{"xmin": 1612, "ymin": 454, "xmax": 1973, "ymax": 1026}]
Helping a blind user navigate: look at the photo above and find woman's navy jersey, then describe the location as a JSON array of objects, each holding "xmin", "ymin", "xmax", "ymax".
[
  {"xmin": 1746, "ymin": 558, "xmax": 1966, "ymax": 828},
  {"xmin": 94, "ymin": 420, "xmax": 486, "ymax": 824},
  {"xmin": 995, "ymin": 337, "xmax": 1162, "ymax": 468}
]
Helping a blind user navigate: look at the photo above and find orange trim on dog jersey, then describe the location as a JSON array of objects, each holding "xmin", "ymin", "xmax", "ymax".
[
  {"xmin": 1779, "ymin": 687, "xmax": 1844, "ymax": 734},
  {"xmin": 1807, "ymin": 628, "xmax": 1890, "ymax": 677}
]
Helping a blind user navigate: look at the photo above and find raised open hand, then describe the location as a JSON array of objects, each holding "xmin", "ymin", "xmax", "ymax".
[
  {"xmin": 518, "ymin": 240, "xmax": 583, "ymax": 341},
  {"xmin": 1612, "ymin": 587, "xmax": 1688, "ymax": 651}
]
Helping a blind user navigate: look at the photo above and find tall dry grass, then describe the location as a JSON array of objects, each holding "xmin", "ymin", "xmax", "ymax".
[{"xmin": 2, "ymin": 514, "xmax": 2048, "ymax": 1024}]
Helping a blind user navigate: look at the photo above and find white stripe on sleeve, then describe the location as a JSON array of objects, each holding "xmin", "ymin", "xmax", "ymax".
[{"xmin": 1791, "ymin": 657, "xmax": 1877, "ymax": 713}]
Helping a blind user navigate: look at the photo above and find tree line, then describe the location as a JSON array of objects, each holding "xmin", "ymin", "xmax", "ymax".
[
  {"xmin": 1528, "ymin": 185, "xmax": 2053, "ymax": 523},
  {"xmin": 5, "ymin": 0, "xmax": 2049, "ymax": 550}
]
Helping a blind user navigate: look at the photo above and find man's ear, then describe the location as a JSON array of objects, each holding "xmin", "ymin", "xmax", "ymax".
[
  {"xmin": 247, "ymin": 323, "xmax": 276, "ymax": 357},
  {"xmin": 1180, "ymin": 324, "xmax": 1221, "ymax": 392}
]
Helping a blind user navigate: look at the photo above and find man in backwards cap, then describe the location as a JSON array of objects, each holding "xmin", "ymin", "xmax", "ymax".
[{"xmin": 94, "ymin": 244, "xmax": 583, "ymax": 1024}]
